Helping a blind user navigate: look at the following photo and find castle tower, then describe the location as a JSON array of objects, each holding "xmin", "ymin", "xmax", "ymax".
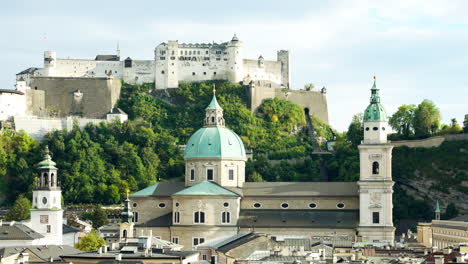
[
  {"xmin": 43, "ymin": 51, "xmax": 57, "ymax": 76},
  {"xmin": 357, "ymin": 77, "xmax": 395, "ymax": 244},
  {"xmin": 277, "ymin": 50, "xmax": 290, "ymax": 88},
  {"xmin": 435, "ymin": 200, "xmax": 441, "ymax": 220},
  {"xmin": 154, "ymin": 41, "xmax": 179, "ymax": 89},
  {"xmin": 183, "ymin": 86, "xmax": 247, "ymax": 187},
  {"xmin": 119, "ymin": 191, "xmax": 134, "ymax": 239},
  {"xmin": 30, "ymin": 146, "xmax": 63, "ymax": 245},
  {"xmin": 227, "ymin": 34, "xmax": 244, "ymax": 84}
]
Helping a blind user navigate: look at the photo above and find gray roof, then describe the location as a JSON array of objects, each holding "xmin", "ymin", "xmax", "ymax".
[
  {"xmin": 62, "ymin": 250, "xmax": 197, "ymax": 260},
  {"xmin": 178, "ymin": 43, "xmax": 227, "ymax": 49},
  {"xmin": 0, "ymin": 224, "xmax": 44, "ymax": 240},
  {"xmin": 217, "ymin": 233, "xmax": 262, "ymax": 253},
  {"xmin": 242, "ymin": 182, "xmax": 358, "ymax": 197},
  {"xmin": 281, "ymin": 238, "xmax": 311, "ymax": 251},
  {"xmin": 95, "ymin": 55, "xmax": 120, "ymax": 61},
  {"xmin": 135, "ymin": 213, "xmax": 172, "ymax": 227},
  {"xmin": 63, "ymin": 224, "xmax": 82, "ymax": 234},
  {"xmin": 197, "ymin": 233, "xmax": 252, "ymax": 250},
  {"xmin": 238, "ymin": 209, "xmax": 359, "ymax": 229},
  {"xmin": 16, "ymin": 67, "xmax": 38, "ymax": 75},
  {"xmin": 0, "ymin": 89, "xmax": 24, "ymax": 95},
  {"xmin": 260, "ymin": 256, "xmax": 306, "ymax": 262},
  {"xmin": 0, "ymin": 245, "xmax": 81, "ymax": 261},
  {"xmin": 449, "ymin": 215, "xmax": 468, "ymax": 222}
]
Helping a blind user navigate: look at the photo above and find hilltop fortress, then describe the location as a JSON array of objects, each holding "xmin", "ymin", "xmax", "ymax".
[{"xmin": 5, "ymin": 35, "xmax": 328, "ymax": 138}]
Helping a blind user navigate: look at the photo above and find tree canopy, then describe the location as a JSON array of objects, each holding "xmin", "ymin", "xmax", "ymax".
[
  {"xmin": 75, "ymin": 230, "xmax": 106, "ymax": 251},
  {"xmin": 5, "ymin": 194, "xmax": 31, "ymax": 221}
]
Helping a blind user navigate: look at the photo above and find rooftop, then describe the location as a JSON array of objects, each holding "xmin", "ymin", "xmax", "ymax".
[
  {"xmin": 173, "ymin": 181, "xmax": 240, "ymax": 197},
  {"xmin": 0, "ymin": 223, "xmax": 44, "ymax": 240},
  {"xmin": 242, "ymin": 182, "xmax": 359, "ymax": 197}
]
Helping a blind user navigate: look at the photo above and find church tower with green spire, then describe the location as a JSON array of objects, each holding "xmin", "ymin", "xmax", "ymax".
[{"xmin": 357, "ymin": 76, "xmax": 395, "ymax": 244}]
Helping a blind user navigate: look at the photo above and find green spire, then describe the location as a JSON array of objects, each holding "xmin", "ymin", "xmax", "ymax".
[
  {"xmin": 205, "ymin": 84, "xmax": 222, "ymax": 110},
  {"xmin": 37, "ymin": 146, "xmax": 57, "ymax": 169},
  {"xmin": 363, "ymin": 75, "xmax": 388, "ymax": 122},
  {"xmin": 435, "ymin": 200, "xmax": 441, "ymax": 213},
  {"xmin": 121, "ymin": 189, "xmax": 133, "ymax": 224}
]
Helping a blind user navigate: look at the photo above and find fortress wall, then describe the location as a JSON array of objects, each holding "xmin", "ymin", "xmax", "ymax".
[
  {"xmin": 122, "ymin": 60, "xmax": 154, "ymax": 84},
  {"xmin": 25, "ymin": 89, "xmax": 45, "ymax": 116},
  {"xmin": 177, "ymin": 60, "xmax": 230, "ymax": 83},
  {"xmin": 30, "ymin": 76, "xmax": 121, "ymax": 118},
  {"xmin": 243, "ymin": 59, "xmax": 282, "ymax": 85},
  {"xmin": 391, "ymin": 134, "xmax": 468, "ymax": 148},
  {"xmin": 0, "ymin": 92, "xmax": 27, "ymax": 120},
  {"xmin": 14, "ymin": 116, "xmax": 106, "ymax": 141},
  {"xmin": 51, "ymin": 59, "xmax": 122, "ymax": 79},
  {"xmin": 249, "ymin": 82, "xmax": 277, "ymax": 111},
  {"xmin": 275, "ymin": 89, "xmax": 329, "ymax": 124}
]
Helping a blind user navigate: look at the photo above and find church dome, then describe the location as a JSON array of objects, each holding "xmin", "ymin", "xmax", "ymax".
[
  {"xmin": 363, "ymin": 77, "xmax": 388, "ymax": 122},
  {"xmin": 184, "ymin": 127, "xmax": 246, "ymax": 160}
]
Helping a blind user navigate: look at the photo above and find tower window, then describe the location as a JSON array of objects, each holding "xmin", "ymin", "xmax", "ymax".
[
  {"xmin": 211, "ymin": 116, "xmax": 215, "ymax": 122},
  {"xmin": 228, "ymin": 169, "xmax": 234, "ymax": 180},
  {"xmin": 158, "ymin": 203, "xmax": 166, "ymax": 208},
  {"xmin": 373, "ymin": 127, "xmax": 378, "ymax": 130},
  {"xmin": 373, "ymin": 212, "xmax": 380, "ymax": 224},
  {"xmin": 309, "ymin": 203, "xmax": 317, "ymax": 209},
  {"xmin": 190, "ymin": 169, "xmax": 195, "ymax": 181},
  {"xmin": 281, "ymin": 203, "xmax": 289, "ymax": 209},
  {"xmin": 194, "ymin": 211, "xmax": 205, "ymax": 224},
  {"xmin": 372, "ymin": 162, "xmax": 380, "ymax": 175},
  {"xmin": 123, "ymin": 229, "xmax": 127, "ymax": 238},
  {"xmin": 46, "ymin": 225, "xmax": 51, "ymax": 233},
  {"xmin": 337, "ymin": 203, "xmax": 345, "ymax": 209},
  {"xmin": 161, "ymin": 71, "xmax": 165, "ymax": 74},
  {"xmin": 253, "ymin": 203, "xmax": 262, "ymax": 208},
  {"xmin": 174, "ymin": 211, "xmax": 180, "ymax": 224},
  {"xmin": 365, "ymin": 127, "xmax": 370, "ymax": 131},
  {"xmin": 192, "ymin": 72, "xmax": 196, "ymax": 75},
  {"xmin": 207, "ymin": 169, "xmax": 214, "ymax": 181},
  {"xmin": 221, "ymin": 211, "xmax": 231, "ymax": 224},
  {"xmin": 223, "ymin": 202, "xmax": 229, "ymax": 208},
  {"xmin": 133, "ymin": 212, "xmax": 139, "ymax": 222}
]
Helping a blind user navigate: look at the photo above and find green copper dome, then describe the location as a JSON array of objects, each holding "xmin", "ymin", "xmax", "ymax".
[
  {"xmin": 37, "ymin": 146, "xmax": 57, "ymax": 169},
  {"xmin": 184, "ymin": 127, "xmax": 246, "ymax": 159},
  {"xmin": 363, "ymin": 78, "xmax": 388, "ymax": 122}
]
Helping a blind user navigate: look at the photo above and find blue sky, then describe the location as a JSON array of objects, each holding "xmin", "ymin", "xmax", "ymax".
[{"xmin": 1, "ymin": 0, "xmax": 467, "ymax": 131}]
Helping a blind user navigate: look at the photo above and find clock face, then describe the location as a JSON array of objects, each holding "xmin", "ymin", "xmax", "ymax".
[{"xmin": 42, "ymin": 197, "xmax": 47, "ymax": 205}]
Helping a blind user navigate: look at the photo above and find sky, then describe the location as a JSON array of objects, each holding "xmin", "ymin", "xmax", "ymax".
[{"xmin": 1, "ymin": 0, "xmax": 467, "ymax": 131}]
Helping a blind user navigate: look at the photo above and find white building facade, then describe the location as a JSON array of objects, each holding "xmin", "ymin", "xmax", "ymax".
[{"xmin": 18, "ymin": 35, "xmax": 289, "ymax": 89}]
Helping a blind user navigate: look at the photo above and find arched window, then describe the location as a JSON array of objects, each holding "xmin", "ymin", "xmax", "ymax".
[
  {"xmin": 194, "ymin": 211, "xmax": 205, "ymax": 224},
  {"xmin": 44, "ymin": 173, "xmax": 49, "ymax": 186},
  {"xmin": 51, "ymin": 173, "xmax": 55, "ymax": 186},
  {"xmin": 123, "ymin": 229, "xmax": 127, "ymax": 238},
  {"xmin": 372, "ymin": 162, "xmax": 380, "ymax": 175},
  {"xmin": 211, "ymin": 116, "xmax": 215, "ymax": 122},
  {"xmin": 221, "ymin": 211, "xmax": 231, "ymax": 224}
]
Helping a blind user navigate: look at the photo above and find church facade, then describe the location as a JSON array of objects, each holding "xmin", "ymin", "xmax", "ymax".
[{"xmin": 129, "ymin": 78, "xmax": 395, "ymax": 249}]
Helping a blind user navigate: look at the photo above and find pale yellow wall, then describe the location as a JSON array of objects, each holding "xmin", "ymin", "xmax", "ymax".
[
  {"xmin": 241, "ymin": 196, "xmax": 359, "ymax": 210},
  {"xmin": 131, "ymin": 197, "xmax": 172, "ymax": 225},
  {"xmin": 185, "ymin": 158, "xmax": 245, "ymax": 187}
]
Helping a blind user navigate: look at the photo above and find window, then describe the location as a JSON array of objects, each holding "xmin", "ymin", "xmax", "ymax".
[
  {"xmin": 133, "ymin": 212, "xmax": 139, "ymax": 222},
  {"xmin": 161, "ymin": 70, "xmax": 165, "ymax": 74},
  {"xmin": 337, "ymin": 203, "xmax": 345, "ymax": 209},
  {"xmin": 207, "ymin": 169, "xmax": 214, "ymax": 181},
  {"xmin": 46, "ymin": 225, "xmax": 51, "ymax": 233},
  {"xmin": 373, "ymin": 212, "xmax": 380, "ymax": 224},
  {"xmin": 228, "ymin": 169, "xmax": 234, "ymax": 180},
  {"xmin": 213, "ymin": 72, "xmax": 217, "ymax": 75},
  {"xmin": 221, "ymin": 211, "xmax": 231, "ymax": 224},
  {"xmin": 51, "ymin": 173, "xmax": 55, "ymax": 186},
  {"xmin": 192, "ymin": 72, "xmax": 196, "ymax": 75},
  {"xmin": 174, "ymin": 211, "xmax": 180, "ymax": 224},
  {"xmin": 382, "ymin": 127, "xmax": 386, "ymax": 131},
  {"xmin": 123, "ymin": 229, "xmax": 127, "ymax": 238},
  {"xmin": 223, "ymin": 202, "xmax": 229, "ymax": 208},
  {"xmin": 253, "ymin": 203, "xmax": 262, "ymax": 208},
  {"xmin": 172, "ymin": 236, "xmax": 179, "ymax": 244},
  {"xmin": 211, "ymin": 256, "xmax": 217, "ymax": 264},
  {"xmin": 194, "ymin": 211, "xmax": 205, "ymax": 224},
  {"xmin": 190, "ymin": 169, "xmax": 195, "ymax": 181},
  {"xmin": 158, "ymin": 203, "xmax": 166, "ymax": 208},
  {"xmin": 211, "ymin": 116, "xmax": 215, "ymax": 123},
  {"xmin": 160, "ymin": 57, "xmax": 165, "ymax": 60},
  {"xmin": 203, "ymin": 72, "xmax": 207, "ymax": 75},
  {"xmin": 202, "ymin": 255, "xmax": 207, "ymax": 260},
  {"xmin": 373, "ymin": 127, "xmax": 378, "ymax": 130},
  {"xmin": 309, "ymin": 203, "xmax": 317, "ymax": 209},
  {"xmin": 281, "ymin": 203, "xmax": 289, "ymax": 209},
  {"xmin": 366, "ymin": 127, "xmax": 370, "ymax": 131},
  {"xmin": 372, "ymin": 162, "xmax": 379, "ymax": 175},
  {"xmin": 175, "ymin": 202, "xmax": 180, "ymax": 207},
  {"xmin": 193, "ymin": 237, "xmax": 205, "ymax": 246}
]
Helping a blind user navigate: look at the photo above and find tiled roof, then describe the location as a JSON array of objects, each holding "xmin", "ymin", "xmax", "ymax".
[
  {"xmin": 63, "ymin": 224, "xmax": 82, "ymax": 234},
  {"xmin": 0, "ymin": 223, "xmax": 44, "ymax": 240},
  {"xmin": 173, "ymin": 181, "xmax": 239, "ymax": 197},
  {"xmin": 242, "ymin": 182, "xmax": 358, "ymax": 196},
  {"xmin": 95, "ymin": 55, "xmax": 120, "ymax": 61},
  {"xmin": 130, "ymin": 182, "xmax": 185, "ymax": 197},
  {"xmin": 0, "ymin": 245, "xmax": 81, "ymax": 261},
  {"xmin": 16, "ymin": 67, "xmax": 38, "ymax": 75}
]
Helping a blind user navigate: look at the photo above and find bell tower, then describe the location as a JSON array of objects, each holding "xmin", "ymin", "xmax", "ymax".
[
  {"xmin": 357, "ymin": 76, "xmax": 395, "ymax": 244},
  {"xmin": 204, "ymin": 85, "xmax": 225, "ymax": 127},
  {"xmin": 30, "ymin": 146, "xmax": 63, "ymax": 245},
  {"xmin": 119, "ymin": 191, "xmax": 134, "ymax": 240}
]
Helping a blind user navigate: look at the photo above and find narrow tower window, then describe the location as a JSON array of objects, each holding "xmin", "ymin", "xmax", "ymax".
[
  {"xmin": 221, "ymin": 211, "xmax": 231, "ymax": 224},
  {"xmin": 174, "ymin": 211, "xmax": 180, "ymax": 224},
  {"xmin": 207, "ymin": 169, "xmax": 214, "ymax": 181},
  {"xmin": 373, "ymin": 212, "xmax": 380, "ymax": 224},
  {"xmin": 190, "ymin": 169, "xmax": 195, "ymax": 181},
  {"xmin": 372, "ymin": 161, "xmax": 380, "ymax": 175},
  {"xmin": 228, "ymin": 169, "xmax": 234, "ymax": 180}
]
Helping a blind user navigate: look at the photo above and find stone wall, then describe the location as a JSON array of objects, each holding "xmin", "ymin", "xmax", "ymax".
[
  {"xmin": 391, "ymin": 134, "xmax": 468, "ymax": 148},
  {"xmin": 30, "ymin": 76, "xmax": 121, "ymax": 118},
  {"xmin": 240, "ymin": 196, "xmax": 359, "ymax": 210}
]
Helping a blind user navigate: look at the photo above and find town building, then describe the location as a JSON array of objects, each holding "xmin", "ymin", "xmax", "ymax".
[{"xmin": 128, "ymin": 77, "xmax": 395, "ymax": 250}]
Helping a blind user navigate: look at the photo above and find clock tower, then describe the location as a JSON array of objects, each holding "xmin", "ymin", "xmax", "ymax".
[
  {"xmin": 357, "ymin": 77, "xmax": 395, "ymax": 244},
  {"xmin": 30, "ymin": 146, "xmax": 63, "ymax": 245}
]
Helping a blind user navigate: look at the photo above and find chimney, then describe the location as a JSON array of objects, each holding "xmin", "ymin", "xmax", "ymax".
[
  {"xmin": 115, "ymin": 254, "xmax": 122, "ymax": 261},
  {"xmin": 98, "ymin": 247, "xmax": 103, "ymax": 254},
  {"xmin": 103, "ymin": 246, "xmax": 108, "ymax": 253},
  {"xmin": 149, "ymin": 230, "xmax": 153, "ymax": 238},
  {"xmin": 49, "ymin": 257, "xmax": 53, "ymax": 262}
]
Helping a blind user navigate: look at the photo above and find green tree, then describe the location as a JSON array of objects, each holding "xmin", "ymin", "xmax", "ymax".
[
  {"xmin": 75, "ymin": 230, "xmax": 106, "ymax": 251},
  {"xmin": 304, "ymin": 83, "xmax": 314, "ymax": 91},
  {"xmin": 463, "ymin": 115, "xmax": 468, "ymax": 133},
  {"xmin": 247, "ymin": 172, "xmax": 265, "ymax": 182},
  {"xmin": 5, "ymin": 194, "xmax": 31, "ymax": 221},
  {"xmin": 90, "ymin": 206, "xmax": 109, "ymax": 229},
  {"xmin": 346, "ymin": 113, "xmax": 363, "ymax": 147},
  {"xmin": 413, "ymin": 100, "xmax": 441, "ymax": 138},
  {"xmin": 442, "ymin": 203, "xmax": 459, "ymax": 220},
  {"xmin": 389, "ymin": 104, "xmax": 416, "ymax": 138}
]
